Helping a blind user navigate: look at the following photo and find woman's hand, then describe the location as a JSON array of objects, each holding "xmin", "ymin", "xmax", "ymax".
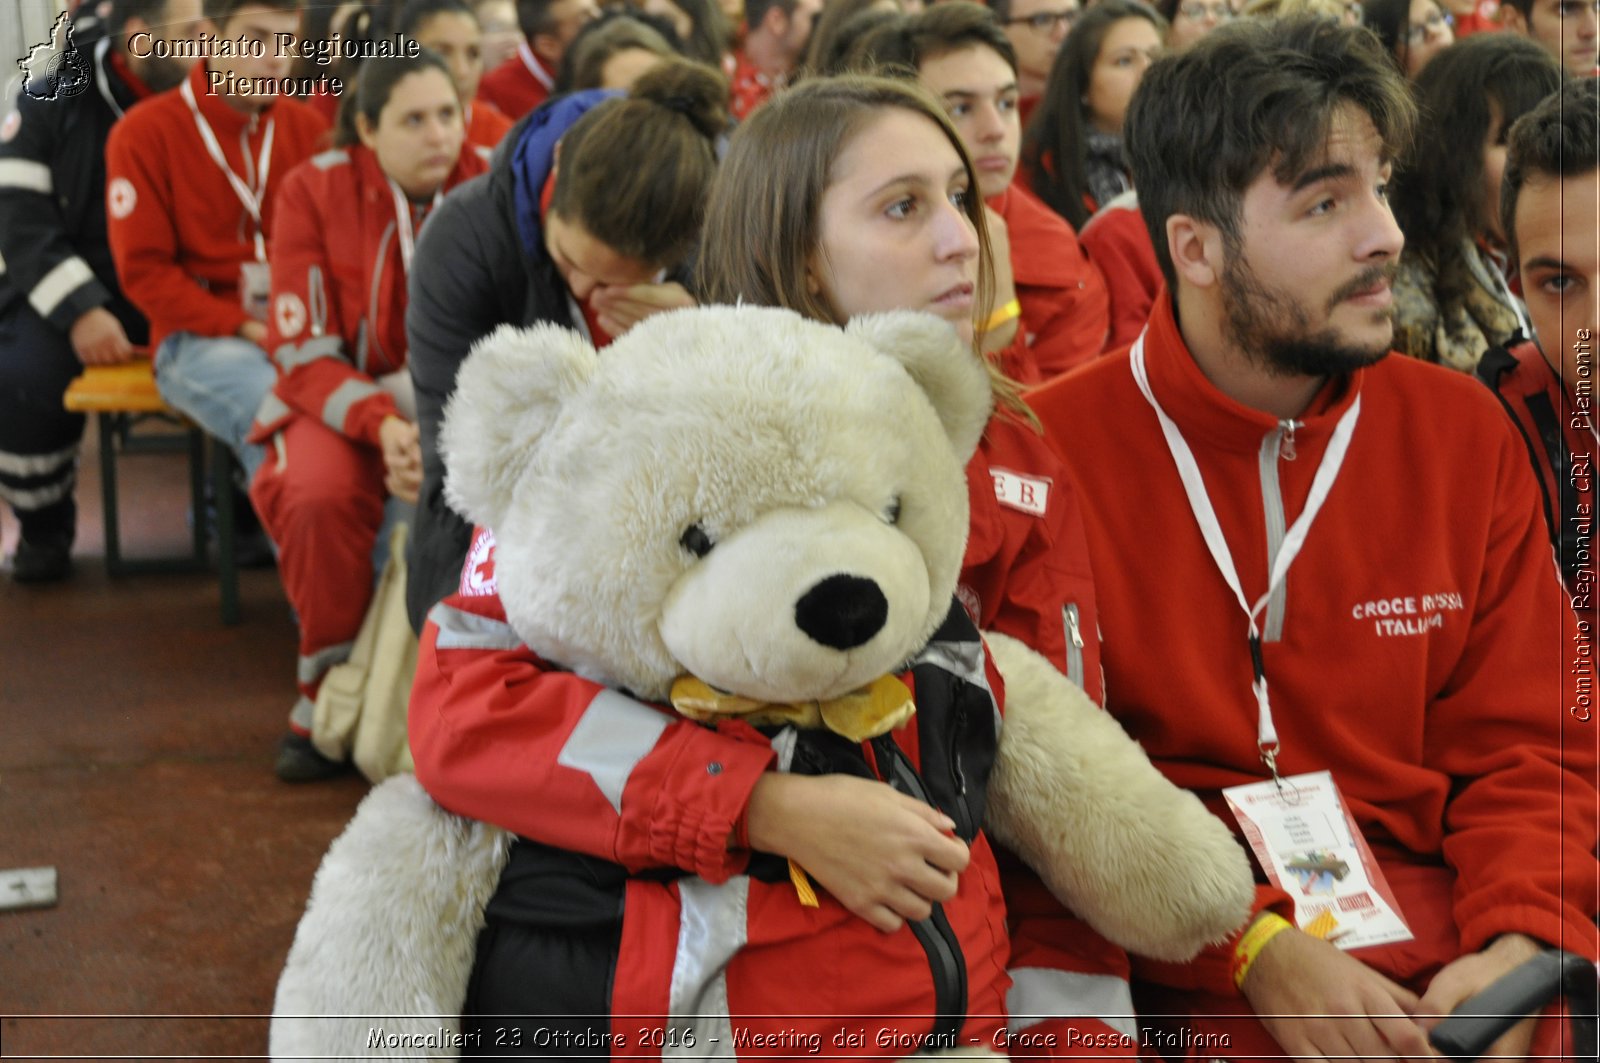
[
  {"xmin": 744, "ymin": 772, "xmax": 969, "ymax": 934},
  {"xmin": 378, "ymin": 415, "xmax": 422, "ymax": 503},
  {"xmin": 589, "ymin": 281, "xmax": 697, "ymax": 338}
]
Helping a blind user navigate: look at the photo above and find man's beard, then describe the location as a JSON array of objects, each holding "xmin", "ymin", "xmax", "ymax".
[
  {"xmin": 141, "ymin": 55, "xmax": 191, "ymax": 94},
  {"xmin": 1220, "ymin": 251, "xmax": 1396, "ymax": 379}
]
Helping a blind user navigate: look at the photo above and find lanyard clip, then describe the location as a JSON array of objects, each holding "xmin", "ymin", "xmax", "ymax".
[{"xmin": 1259, "ymin": 741, "xmax": 1303, "ymax": 804}]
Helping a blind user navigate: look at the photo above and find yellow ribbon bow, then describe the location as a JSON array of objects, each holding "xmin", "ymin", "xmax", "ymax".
[
  {"xmin": 668, "ymin": 673, "xmax": 917, "ymax": 907},
  {"xmin": 668, "ymin": 673, "xmax": 916, "ymax": 743}
]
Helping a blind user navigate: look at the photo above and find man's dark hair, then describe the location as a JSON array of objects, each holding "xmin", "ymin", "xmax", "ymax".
[
  {"xmin": 1500, "ymin": 0, "xmax": 1536, "ymax": 18},
  {"xmin": 107, "ymin": 0, "xmax": 177, "ymax": 35},
  {"xmin": 515, "ymin": 0, "xmax": 561, "ymax": 39},
  {"xmin": 846, "ymin": 1, "xmax": 1018, "ymax": 78},
  {"xmin": 985, "ymin": 0, "xmax": 1014, "ymax": 21},
  {"xmin": 394, "ymin": 0, "xmax": 477, "ymax": 36},
  {"xmin": 1501, "ymin": 77, "xmax": 1600, "ymax": 268},
  {"xmin": 205, "ymin": 0, "xmax": 303, "ymax": 25},
  {"xmin": 1125, "ymin": 15, "xmax": 1417, "ymax": 290},
  {"xmin": 746, "ymin": 0, "xmax": 798, "ymax": 30},
  {"xmin": 553, "ymin": 11, "xmax": 681, "ymax": 93},
  {"xmin": 1390, "ymin": 33, "xmax": 1561, "ymax": 268}
]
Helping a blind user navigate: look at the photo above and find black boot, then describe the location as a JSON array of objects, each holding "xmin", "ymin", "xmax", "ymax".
[
  {"xmin": 9, "ymin": 497, "xmax": 74, "ymax": 583},
  {"xmin": 274, "ymin": 731, "xmax": 351, "ymax": 783}
]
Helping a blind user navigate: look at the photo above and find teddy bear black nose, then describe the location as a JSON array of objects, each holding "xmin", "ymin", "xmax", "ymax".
[{"xmin": 794, "ymin": 575, "xmax": 889, "ymax": 650}]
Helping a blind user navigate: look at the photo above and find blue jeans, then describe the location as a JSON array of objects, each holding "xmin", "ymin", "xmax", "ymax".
[{"xmin": 154, "ymin": 332, "xmax": 272, "ymax": 484}]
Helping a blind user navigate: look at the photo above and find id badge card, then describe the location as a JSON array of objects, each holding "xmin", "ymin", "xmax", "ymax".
[
  {"xmin": 240, "ymin": 260, "xmax": 271, "ymax": 323},
  {"xmin": 1223, "ymin": 770, "xmax": 1413, "ymax": 950}
]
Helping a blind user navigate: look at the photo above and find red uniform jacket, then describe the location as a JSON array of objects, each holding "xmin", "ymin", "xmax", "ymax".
[
  {"xmin": 989, "ymin": 184, "xmax": 1111, "ymax": 385},
  {"xmin": 465, "ymin": 98, "xmax": 513, "ymax": 153},
  {"xmin": 477, "ymin": 43, "xmax": 554, "ymax": 121},
  {"xmin": 1032, "ymin": 295, "xmax": 1600, "ymax": 995},
  {"xmin": 250, "ymin": 143, "xmax": 486, "ymax": 446},
  {"xmin": 729, "ymin": 47, "xmax": 777, "ymax": 121},
  {"xmin": 1076, "ymin": 192, "xmax": 1162, "ymax": 355},
  {"xmin": 412, "ymin": 535, "xmax": 1013, "ymax": 1052},
  {"xmin": 104, "ymin": 62, "xmax": 328, "ymax": 353}
]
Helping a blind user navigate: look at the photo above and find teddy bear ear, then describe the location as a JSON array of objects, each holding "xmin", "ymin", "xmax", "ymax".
[
  {"xmin": 845, "ymin": 311, "xmax": 994, "ymax": 462},
  {"xmin": 440, "ymin": 322, "xmax": 599, "ymax": 529}
]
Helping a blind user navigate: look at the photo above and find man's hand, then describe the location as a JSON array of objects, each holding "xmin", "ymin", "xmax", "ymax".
[
  {"xmin": 744, "ymin": 773, "xmax": 969, "ymax": 934},
  {"xmin": 69, "ymin": 307, "xmax": 135, "ymax": 365},
  {"xmin": 979, "ymin": 205, "xmax": 1019, "ymax": 356},
  {"xmin": 238, "ymin": 319, "xmax": 268, "ymax": 346},
  {"xmin": 588, "ymin": 281, "xmax": 696, "ymax": 338},
  {"xmin": 378, "ymin": 415, "xmax": 422, "ymax": 503},
  {"xmin": 1416, "ymin": 933, "xmax": 1544, "ymax": 1060},
  {"xmin": 1240, "ymin": 922, "xmax": 1436, "ymax": 1061}
]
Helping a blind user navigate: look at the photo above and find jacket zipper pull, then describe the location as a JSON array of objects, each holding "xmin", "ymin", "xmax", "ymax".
[
  {"xmin": 1279, "ymin": 419, "xmax": 1300, "ymax": 462},
  {"xmin": 1067, "ymin": 606, "xmax": 1084, "ymax": 649}
]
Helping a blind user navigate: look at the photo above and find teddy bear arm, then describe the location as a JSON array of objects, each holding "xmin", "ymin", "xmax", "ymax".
[
  {"xmin": 270, "ymin": 774, "xmax": 512, "ymax": 1060},
  {"xmin": 982, "ymin": 632, "xmax": 1256, "ymax": 962},
  {"xmin": 411, "ymin": 616, "xmax": 782, "ymax": 881}
]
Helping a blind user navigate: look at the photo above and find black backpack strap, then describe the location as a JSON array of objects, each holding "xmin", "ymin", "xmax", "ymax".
[
  {"xmin": 1479, "ymin": 343, "xmax": 1560, "ymax": 556},
  {"xmin": 1522, "ymin": 390, "xmax": 1589, "ymax": 588}
]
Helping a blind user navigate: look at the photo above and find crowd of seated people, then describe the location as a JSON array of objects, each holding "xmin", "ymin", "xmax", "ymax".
[{"xmin": 2, "ymin": 0, "xmax": 1595, "ymax": 1051}]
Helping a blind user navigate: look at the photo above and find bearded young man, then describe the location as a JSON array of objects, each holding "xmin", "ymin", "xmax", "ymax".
[{"xmin": 1030, "ymin": 16, "xmax": 1598, "ymax": 1061}]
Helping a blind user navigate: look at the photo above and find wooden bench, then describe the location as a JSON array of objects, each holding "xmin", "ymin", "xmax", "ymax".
[{"xmin": 63, "ymin": 359, "xmax": 240, "ymax": 625}]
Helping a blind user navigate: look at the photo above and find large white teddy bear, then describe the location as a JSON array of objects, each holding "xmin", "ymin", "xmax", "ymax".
[{"xmin": 271, "ymin": 307, "xmax": 1253, "ymax": 1060}]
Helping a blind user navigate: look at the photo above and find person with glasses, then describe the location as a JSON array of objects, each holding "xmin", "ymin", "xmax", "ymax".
[
  {"xmin": 1156, "ymin": 0, "xmax": 1233, "ymax": 51},
  {"xmin": 1361, "ymin": 0, "xmax": 1454, "ymax": 77},
  {"xmin": 1018, "ymin": 0, "xmax": 1166, "ymax": 229},
  {"xmin": 1238, "ymin": 0, "xmax": 1363, "ymax": 24},
  {"xmin": 987, "ymin": 0, "xmax": 1081, "ymax": 124}
]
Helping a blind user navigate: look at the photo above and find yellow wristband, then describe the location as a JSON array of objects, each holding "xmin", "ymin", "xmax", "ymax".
[
  {"xmin": 1231, "ymin": 911, "xmax": 1293, "ymax": 991},
  {"xmin": 982, "ymin": 298, "xmax": 1022, "ymax": 333}
]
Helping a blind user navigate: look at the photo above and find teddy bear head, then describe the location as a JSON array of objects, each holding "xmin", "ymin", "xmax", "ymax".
[{"xmin": 440, "ymin": 306, "xmax": 994, "ymax": 704}]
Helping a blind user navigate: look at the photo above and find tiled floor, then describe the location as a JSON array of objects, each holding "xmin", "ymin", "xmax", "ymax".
[{"xmin": 1, "ymin": 418, "xmax": 369, "ymax": 1059}]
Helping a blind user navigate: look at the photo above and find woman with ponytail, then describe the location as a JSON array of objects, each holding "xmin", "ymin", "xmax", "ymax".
[
  {"xmin": 247, "ymin": 52, "xmax": 488, "ymax": 781},
  {"xmin": 405, "ymin": 56, "xmax": 727, "ymax": 630}
]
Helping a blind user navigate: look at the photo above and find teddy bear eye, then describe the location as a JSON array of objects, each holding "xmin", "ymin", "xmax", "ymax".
[
  {"xmin": 680, "ymin": 523, "xmax": 715, "ymax": 558},
  {"xmin": 884, "ymin": 496, "xmax": 903, "ymax": 525}
]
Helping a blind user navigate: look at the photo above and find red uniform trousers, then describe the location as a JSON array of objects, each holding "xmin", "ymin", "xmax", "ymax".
[{"xmin": 250, "ymin": 414, "xmax": 387, "ymax": 730}]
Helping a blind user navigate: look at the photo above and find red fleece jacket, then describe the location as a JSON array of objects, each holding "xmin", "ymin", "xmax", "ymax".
[{"xmin": 1031, "ymin": 295, "xmax": 1600, "ymax": 992}]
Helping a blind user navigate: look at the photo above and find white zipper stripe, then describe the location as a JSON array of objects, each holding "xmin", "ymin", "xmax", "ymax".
[{"xmin": 1258, "ymin": 429, "xmax": 1289, "ymax": 643}]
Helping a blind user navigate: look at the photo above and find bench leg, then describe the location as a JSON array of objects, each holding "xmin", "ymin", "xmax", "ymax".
[
  {"xmin": 188, "ymin": 427, "xmax": 207, "ymax": 565},
  {"xmin": 99, "ymin": 412, "xmax": 124, "ymax": 575},
  {"xmin": 211, "ymin": 438, "xmax": 240, "ymax": 626}
]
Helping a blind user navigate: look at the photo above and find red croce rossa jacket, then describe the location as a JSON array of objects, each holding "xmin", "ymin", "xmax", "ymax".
[{"xmin": 249, "ymin": 142, "xmax": 486, "ymax": 445}]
